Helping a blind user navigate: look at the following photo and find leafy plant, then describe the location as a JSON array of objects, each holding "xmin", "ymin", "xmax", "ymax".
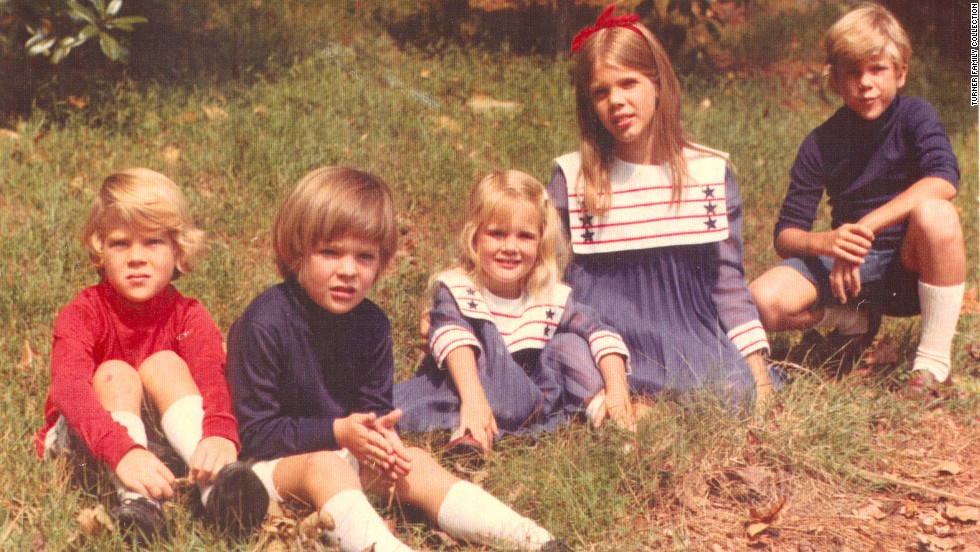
[{"xmin": 11, "ymin": 0, "xmax": 145, "ymax": 63}]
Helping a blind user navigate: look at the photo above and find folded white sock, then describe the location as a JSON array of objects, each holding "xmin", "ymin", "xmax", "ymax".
[
  {"xmin": 912, "ymin": 282, "xmax": 964, "ymax": 382},
  {"xmin": 437, "ymin": 481, "xmax": 552, "ymax": 550},
  {"xmin": 321, "ymin": 489, "xmax": 411, "ymax": 552}
]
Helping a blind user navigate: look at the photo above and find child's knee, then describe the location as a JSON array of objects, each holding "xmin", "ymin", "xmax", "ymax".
[
  {"xmin": 139, "ymin": 351, "xmax": 193, "ymax": 390},
  {"xmin": 93, "ymin": 361, "xmax": 141, "ymax": 393},
  {"xmin": 909, "ymin": 199, "xmax": 964, "ymax": 244}
]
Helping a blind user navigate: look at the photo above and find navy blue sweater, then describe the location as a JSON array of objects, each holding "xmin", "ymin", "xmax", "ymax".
[
  {"xmin": 227, "ymin": 278, "xmax": 394, "ymax": 460},
  {"xmin": 775, "ymin": 95, "xmax": 959, "ymax": 248}
]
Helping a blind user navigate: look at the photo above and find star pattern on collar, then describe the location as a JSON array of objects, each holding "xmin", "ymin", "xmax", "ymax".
[
  {"xmin": 545, "ymin": 308, "xmax": 555, "ymax": 320},
  {"xmin": 703, "ymin": 186, "xmax": 715, "ymax": 198},
  {"xmin": 704, "ymin": 202, "xmax": 717, "ymax": 215},
  {"xmin": 579, "ymin": 213, "xmax": 593, "ymax": 226},
  {"xmin": 467, "ymin": 300, "xmax": 478, "ymax": 310},
  {"xmin": 582, "ymin": 229, "xmax": 595, "ymax": 243},
  {"xmin": 543, "ymin": 325, "xmax": 551, "ymax": 337},
  {"xmin": 704, "ymin": 217, "xmax": 717, "ymax": 230}
]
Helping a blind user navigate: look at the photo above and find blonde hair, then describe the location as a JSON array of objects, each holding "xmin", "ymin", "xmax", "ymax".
[
  {"xmin": 450, "ymin": 170, "xmax": 568, "ymax": 298},
  {"xmin": 574, "ymin": 22, "xmax": 705, "ymax": 216},
  {"xmin": 81, "ymin": 168, "xmax": 205, "ymax": 278},
  {"xmin": 272, "ymin": 166, "xmax": 397, "ymax": 279},
  {"xmin": 824, "ymin": 2, "xmax": 911, "ymax": 91}
]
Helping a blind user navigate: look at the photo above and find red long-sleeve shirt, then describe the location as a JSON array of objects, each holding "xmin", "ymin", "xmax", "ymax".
[{"xmin": 35, "ymin": 281, "xmax": 239, "ymax": 469}]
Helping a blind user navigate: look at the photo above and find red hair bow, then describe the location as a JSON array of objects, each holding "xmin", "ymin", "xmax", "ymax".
[{"xmin": 570, "ymin": 5, "xmax": 643, "ymax": 52}]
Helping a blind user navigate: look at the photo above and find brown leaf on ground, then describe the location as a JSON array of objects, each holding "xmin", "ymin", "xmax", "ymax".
[
  {"xmin": 915, "ymin": 533, "xmax": 961, "ymax": 551},
  {"xmin": 161, "ymin": 144, "xmax": 181, "ymax": 164},
  {"xmin": 67, "ymin": 96, "xmax": 87, "ymax": 110},
  {"xmin": 31, "ymin": 528, "xmax": 46, "ymax": 552},
  {"xmin": 944, "ymin": 504, "xmax": 980, "ymax": 523},
  {"xmin": 177, "ymin": 111, "xmax": 196, "ymax": 123},
  {"xmin": 935, "ymin": 461, "xmax": 962, "ymax": 476},
  {"xmin": 853, "ymin": 502, "xmax": 889, "ymax": 520},
  {"xmin": 749, "ymin": 495, "xmax": 787, "ymax": 523},
  {"xmin": 17, "ymin": 339, "xmax": 36, "ymax": 371},
  {"xmin": 732, "ymin": 466, "xmax": 775, "ymax": 496},
  {"xmin": 76, "ymin": 505, "xmax": 114, "ymax": 536},
  {"xmin": 1, "ymin": 128, "xmax": 21, "ymax": 140},
  {"xmin": 966, "ymin": 342, "xmax": 980, "ymax": 361},
  {"xmin": 746, "ymin": 522, "xmax": 769, "ymax": 538},
  {"xmin": 961, "ymin": 288, "xmax": 979, "ymax": 314},
  {"xmin": 863, "ymin": 338, "xmax": 899, "ymax": 365},
  {"xmin": 253, "ymin": 104, "xmax": 268, "ymax": 116},
  {"xmin": 203, "ymin": 105, "xmax": 229, "ymax": 120}
]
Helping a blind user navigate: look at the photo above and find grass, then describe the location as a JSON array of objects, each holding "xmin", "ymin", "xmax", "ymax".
[{"xmin": 1, "ymin": 2, "xmax": 978, "ymax": 550}]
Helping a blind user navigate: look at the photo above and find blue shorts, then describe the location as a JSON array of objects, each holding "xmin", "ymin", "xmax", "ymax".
[{"xmin": 779, "ymin": 243, "xmax": 920, "ymax": 317}]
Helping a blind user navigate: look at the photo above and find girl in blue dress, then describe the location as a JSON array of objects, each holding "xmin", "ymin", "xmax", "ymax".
[
  {"xmin": 548, "ymin": 6, "xmax": 777, "ymax": 406},
  {"xmin": 395, "ymin": 170, "xmax": 635, "ymax": 455}
]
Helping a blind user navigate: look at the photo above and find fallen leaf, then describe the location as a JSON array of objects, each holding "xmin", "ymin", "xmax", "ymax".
[
  {"xmin": 66, "ymin": 96, "xmax": 87, "ymax": 109},
  {"xmin": 699, "ymin": 97, "xmax": 712, "ymax": 110},
  {"xmin": 746, "ymin": 522, "xmax": 769, "ymax": 538},
  {"xmin": 466, "ymin": 94, "xmax": 521, "ymax": 114},
  {"xmin": 161, "ymin": 145, "xmax": 181, "ymax": 164},
  {"xmin": 853, "ymin": 503, "xmax": 889, "ymax": 520},
  {"xmin": 177, "ymin": 111, "xmax": 197, "ymax": 123},
  {"xmin": 935, "ymin": 461, "xmax": 962, "ymax": 476},
  {"xmin": 945, "ymin": 504, "xmax": 980, "ymax": 523},
  {"xmin": 749, "ymin": 495, "xmax": 787, "ymax": 523},
  {"xmin": 916, "ymin": 533, "xmax": 959, "ymax": 551},
  {"xmin": 17, "ymin": 339, "xmax": 36, "ymax": 371},
  {"xmin": 419, "ymin": 68, "xmax": 431, "ymax": 78},
  {"xmin": 203, "ymin": 105, "xmax": 228, "ymax": 120},
  {"xmin": 31, "ymin": 528, "xmax": 46, "ymax": 552},
  {"xmin": 961, "ymin": 288, "xmax": 979, "ymax": 314},
  {"xmin": 863, "ymin": 338, "xmax": 899, "ymax": 365},
  {"xmin": 76, "ymin": 505, "xmax": 114, "ymax": 536},
  {"xmin": 0, "ymin": 129, "xmax": 20, "ymax": 140},
  {"xmin": 966, "ymin": 342, "xmax": 980, "ymax": 360},
  {"xmin": 253, "ymin": 104, "xmax": 268, "ymax": 116},
  {"xmin": 733, "ymin": 466, "xmax": 774, "ymax": 495}
]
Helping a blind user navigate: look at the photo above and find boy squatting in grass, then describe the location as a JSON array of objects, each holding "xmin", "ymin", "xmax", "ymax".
[
  {"xmin": 749, "ymin": 2, "xmax": 964, "ymax": 399},
  {"xmin": 395, "ymin": 169, "xmax": 635, "ymax": 457},
  {"xmin": 34, "ymin": 169, "xmax": 269, "ymax": 544},
  {"xmin": 226, "ymin": 166, "xmax": 571, "ymax": 552}
]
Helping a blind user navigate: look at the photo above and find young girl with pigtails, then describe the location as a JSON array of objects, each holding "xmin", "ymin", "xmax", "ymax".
[
  {"xmin": 549, "ymin": 6, "xmax": 778, "ymax": 407},
  {"xmin": 395, "ymin": 169, "xmax": 635, "ymax": 456}
]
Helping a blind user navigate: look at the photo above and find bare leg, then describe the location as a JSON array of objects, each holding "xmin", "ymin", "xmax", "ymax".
[{"xmin": 749, "ymin": 266, "xmax": 823, "ymax": 331}]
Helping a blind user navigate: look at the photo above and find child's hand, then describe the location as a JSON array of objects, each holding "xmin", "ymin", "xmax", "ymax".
[
  {"xmin": 604, "ymin": 387, "xmax": 636, "ymax": 432},
  {"xmin": 826, "ymin": 223, "xmax": 874, "ymax": 265},
  {"xmin": 334, "ymin": 413, "xmax": 397, "ymax": 472},
  {"xmin": 747, "ymin": 352, "xmax": 774, "ymax": 412},
  {"xmin": 369, "ymin": 409, "xmax": 412, "ymax": 480},
  {"xmin": 830, "ymin": 258, "xmax": 862, "ymax": 304},
  {"xmin": 418, "ymin": 312, "xmax": 431, "ymax": 345},
  {"xmin": 188, "ymin": 436, "xmax": 237, "ymax": 486},
  {"xmin": 458, "ymin": 397, "xmax": 498, "ymax": 451},
  {"xmin": 116, "ymin": 447, "xmax": 176, "ymax": 500}
]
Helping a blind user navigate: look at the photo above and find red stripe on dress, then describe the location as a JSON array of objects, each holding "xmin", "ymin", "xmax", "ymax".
[
  {"xmin": 729, "ymin": 324, "xmax": 763, "ymax": 340},
  {"xmin": 571, "ymin": 211, "xmax": 727, "ymax": 232},
  {"xmin": 737, "ymin": 339, "xmax": 768, "ymax": 354},
  {"xmin": 568, "ymin": 181, "xmax": 723, "ymax": 198}
]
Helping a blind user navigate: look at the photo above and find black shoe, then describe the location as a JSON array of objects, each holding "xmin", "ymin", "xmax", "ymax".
[
  {"xmin": 113, "ymin": 497, "xmax": 166, "ymax": 547},
  {"xmin": 541, "ymin": 540, "xmax": 574, "ymax": 552},
  {"xmin": 205, "ymin": 461, "xmax": 269, "ymax": 538}
]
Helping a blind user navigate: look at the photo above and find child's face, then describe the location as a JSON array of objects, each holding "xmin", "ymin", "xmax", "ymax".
[
  {"xmin": 102, "ymin": 225, "xmax": 176, "ymax": 303},
  {"xmin": 297, "ymin": 233, "xmax": 381, "ymax": 314},
  {"xmin": 475, "ymin": 199, "xmax": 541, "ymax": 300},
  {"xmin": 837, "ymin": 53, "xmax": 906, "ymax": 120},
  {"xmin": 590, "ymin": 63, "xmax": 660, "ymax": 164}
]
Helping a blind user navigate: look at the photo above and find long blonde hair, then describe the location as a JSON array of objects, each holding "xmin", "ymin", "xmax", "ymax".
[
  {"xmin": 446, "ymin": 170, "xmax": 568, "ymax": 299},
  {"xmin": 573, "ymin": 23, "xmax": 701, "ymax": 216}
]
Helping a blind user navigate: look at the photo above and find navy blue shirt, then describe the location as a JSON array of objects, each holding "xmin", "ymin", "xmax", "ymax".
[
  {"xmin": 775, "ymin": 95, "xmax": 959, "ymax": 248},
  {"xmin": 227, "ymin": 278, "xmax": 394, "ymax": 460}
]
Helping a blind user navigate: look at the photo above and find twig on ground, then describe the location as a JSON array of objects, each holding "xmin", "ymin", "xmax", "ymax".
[{"xmin": 853, "ymin": 468, "xmax": 980, "ymax": 507}]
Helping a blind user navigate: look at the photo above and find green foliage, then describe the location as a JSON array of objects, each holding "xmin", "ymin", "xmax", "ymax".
[{"xmin": 9, "ymin": 0, "xmax": 145, "ymax": 63}]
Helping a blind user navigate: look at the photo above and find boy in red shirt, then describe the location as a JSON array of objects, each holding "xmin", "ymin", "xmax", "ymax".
[{"xmin": 35, "ymin": 168, "xmax": 268, "ymax": 543}]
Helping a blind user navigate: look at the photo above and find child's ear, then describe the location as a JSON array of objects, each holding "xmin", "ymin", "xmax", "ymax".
[{"xmin": 895, "ymin": 63, "xmax": 908, "ymax": 88}]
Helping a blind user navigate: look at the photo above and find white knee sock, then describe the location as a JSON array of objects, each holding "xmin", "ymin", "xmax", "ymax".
[
  {"xmin": 321, "ymin": 489, "xmax": 411, "ymax": 552},
  {"xmin": 436, "ymin": 481, "xmax": 552, "ymax": 550},
  {"xmin": 159, "ymin": 395, "xmax": 207, "ymax": 503},
  {"xmin": 912, "ymin": 282, "xmax": 964, "ymax": 382},
  {"xmin": 819, "ymin": 305, "xmax": 868, "ymax": 336},
  {"xmin": 111, "ymin": 411, "xmax": 154, "ymax": 504}
]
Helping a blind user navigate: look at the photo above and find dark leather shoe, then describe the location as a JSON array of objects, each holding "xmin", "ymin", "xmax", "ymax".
[
  {"xmin": 205, "ymin": 461, "xmax": 269, "ymax": 538},
  {"xmin": 541, "ymin": 539, "xmax": 574, "ymax": 552},
  {"xmin": 113, "ymin": 497, "xmax": 166, "ymax": 547}
]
